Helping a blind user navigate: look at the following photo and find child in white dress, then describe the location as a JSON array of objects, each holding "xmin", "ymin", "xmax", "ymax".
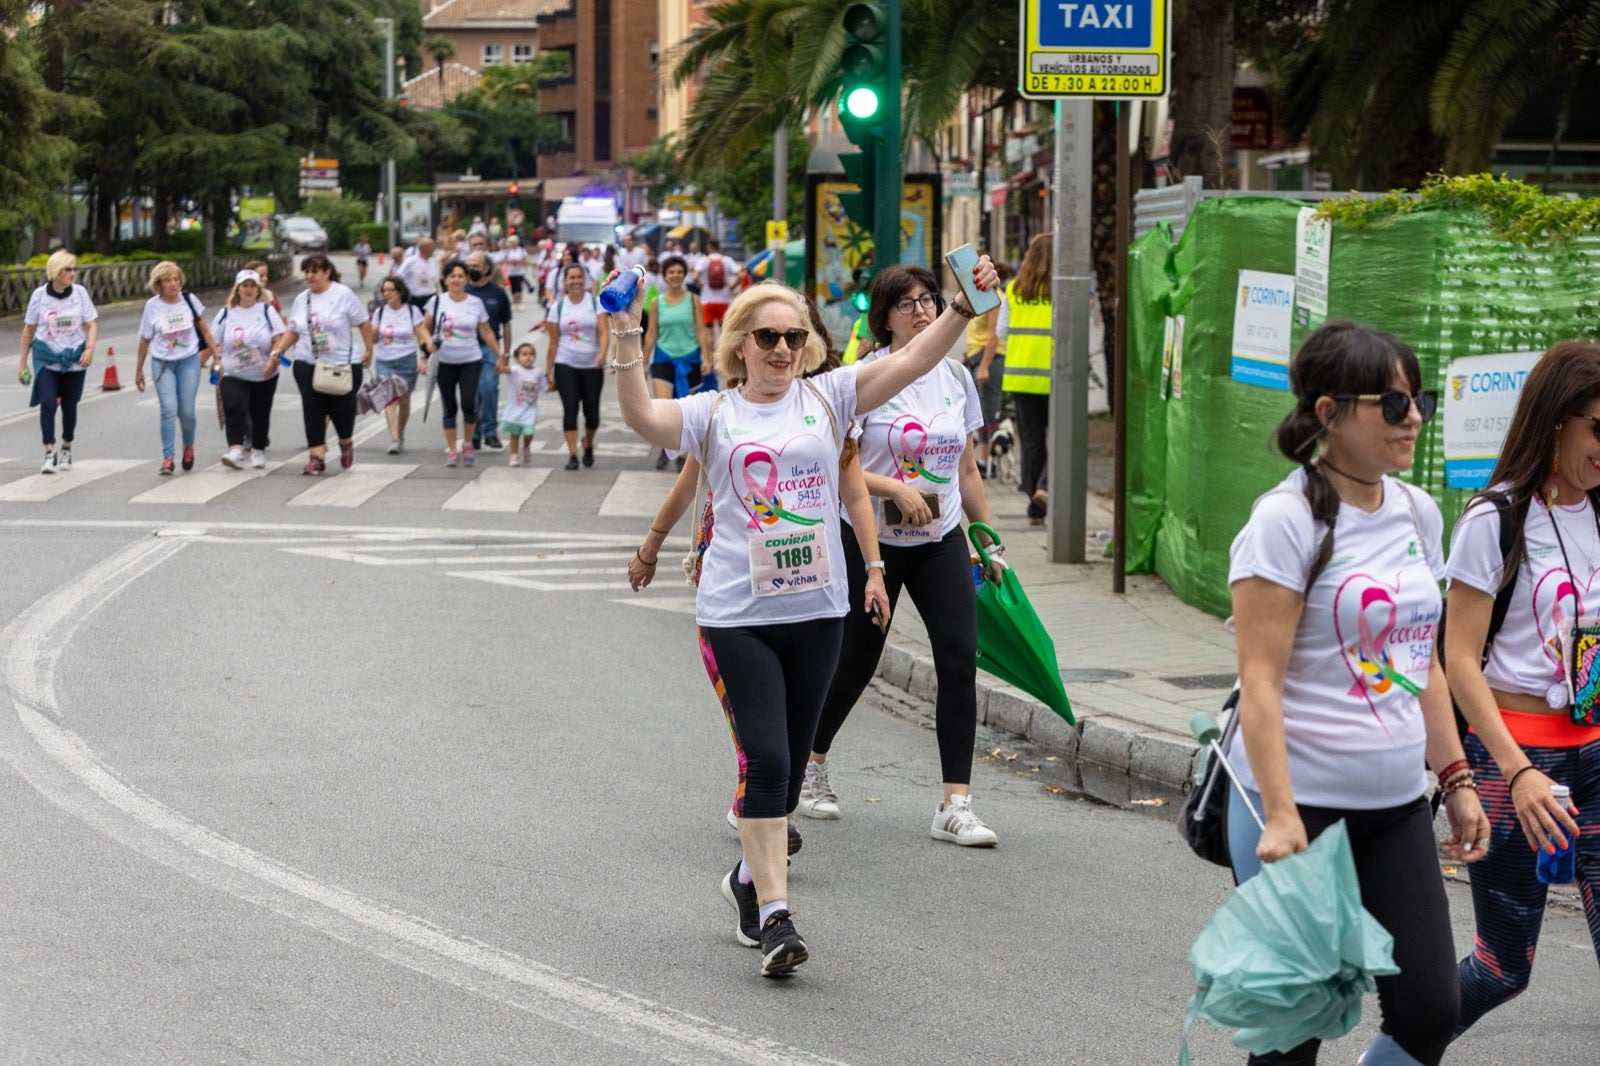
[{"xmin": 501, "ymin": 343, "xmax": 547, "ymax": 466}]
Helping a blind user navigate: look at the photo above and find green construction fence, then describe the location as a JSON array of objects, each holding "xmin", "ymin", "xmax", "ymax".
[{"xmin": 1126, "ymin": 195, "xmax": 1600, "ymax": 617}]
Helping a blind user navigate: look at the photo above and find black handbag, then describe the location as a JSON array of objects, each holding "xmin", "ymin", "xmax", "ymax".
[{"xmin": 1177, "ymin": 686, "xmax": 1245, "ymax": 867}]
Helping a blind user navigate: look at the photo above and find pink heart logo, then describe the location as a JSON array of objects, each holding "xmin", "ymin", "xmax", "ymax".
[
  {"xmin": 728, "ymin": 436, "xmax": 829, "ymax": 531},
  {"xmin": 1532, "ymin": 565, "xmax": 1595, "ymax": 672},
  {"xmin": 884, "ymin": 410, "xmax": 959, "ymax": 485},
  {"xmin": 1331, "ymin": 571, "xmax": 1434, "ymax": 734}
]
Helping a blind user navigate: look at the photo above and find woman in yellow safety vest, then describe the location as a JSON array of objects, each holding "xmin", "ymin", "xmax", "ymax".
[{"xmin": 983, "ymin": 233, "xmax": 1052, "ymax": 523}]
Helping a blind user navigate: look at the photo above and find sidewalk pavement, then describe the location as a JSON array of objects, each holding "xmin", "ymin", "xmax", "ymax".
[{"xmin": 871, "ymin": 479, "xmax": 1237, "ymax": 799}]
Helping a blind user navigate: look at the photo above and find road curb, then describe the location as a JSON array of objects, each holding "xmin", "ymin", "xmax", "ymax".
[{"xmin": 875, "ymin": 641, "xmax": 1202, "ymax": 794}]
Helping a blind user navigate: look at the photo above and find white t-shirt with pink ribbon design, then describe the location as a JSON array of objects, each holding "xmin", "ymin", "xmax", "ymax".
[
  {"xmin": 676, "ymin": 368, "xmax": 860, "ymax": 628},
  {"xmin": 850, "ymin": 348, "xmax": 983, "ymax": 545},
  {"xmin": 1226, "ymin": 468, "xmax": 1445, "ymax": 809}
]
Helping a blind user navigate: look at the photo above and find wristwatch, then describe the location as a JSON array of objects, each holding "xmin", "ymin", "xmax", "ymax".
[{"xmin": 865, "ymin": 560, "xmax": 886, "ymax": 572}]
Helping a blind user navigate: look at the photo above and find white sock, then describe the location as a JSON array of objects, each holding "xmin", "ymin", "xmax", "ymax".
[
  {"xmin": 737, "ymin": 860, "xmax": 753, "ymax": 885},
  {"xmin": 758, "ymin": 900, "xmax": 788, "ymax": 926}
]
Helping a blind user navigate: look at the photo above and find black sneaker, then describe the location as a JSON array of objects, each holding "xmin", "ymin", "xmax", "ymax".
[
  {"xmin": 788, "ymin": 821, "xmax": 802, "ymax": 856},
  {"xmin": 582, "ymin": 445, "xmax": 594, "ymax": 468},
  {"xmin": 484, "ymin": 436, "xmax": 504, "ymax": 451},
  {"xmin": 655, "ymin": 449, "xmax": 670, "ymax": 470},
  {"xmin": 759, "ymin": 910, "xmax": 808, "ymax": 977},
  {"xmin": 564, "ymin": 454, "xmax": 580, "ymax": 471},
  {"xmin": 720, "ymin": 863, "xmax": 760, "ymax": 948}
]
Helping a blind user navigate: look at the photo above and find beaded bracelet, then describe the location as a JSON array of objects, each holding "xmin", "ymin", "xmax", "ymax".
[
  {"xmin": 610, "ymin": 355, "xmax": 644, "ymax": 373},
  {"xmin": 1442, "ymin": 776, "xmax": 1479, "ymax": 796},
  {"xmin": 610, "ymin": 326, "xmax": 644, "ymax": 337}
]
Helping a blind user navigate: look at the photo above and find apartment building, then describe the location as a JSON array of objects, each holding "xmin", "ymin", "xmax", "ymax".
[{"xmin": 419, "ymin": 0, "xmax": 567, "ymax": 88}]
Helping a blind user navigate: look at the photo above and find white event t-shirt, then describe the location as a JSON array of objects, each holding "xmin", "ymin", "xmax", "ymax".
[
  {"xmin": 398, "ymin": 253, "xmax": 440, "ymax": 297},
  {"xmin": 698, "ymin": 254, "xmax": 736, "ymax": 304},
  {"xmin": 1225, "ymin": 469, "xmax": 1445, "ymax": 809},
  {"xmin": 427, "ymin": 293, "xmax": 490, "ymax": 364},
  {"xmin": 372, "ymin": 302, "xmax": 425, "ymax": 364},
  {"xmin": 851, "ymin": 348, "xmax": 983, "ymax": 545},
  {"xmin": 551, "ymin": 294, "xmax": 603, "ymax": 367},
  {"xmin": 213, "ymin": 303, "xmax": 285, "ymax": 382},
  {"xmin": 139, "ymin": 294, "xmax": 206, "ymax": 362},
  {"xmin": 677, "ymin": 369, "xmax": 860, "ymax": 628},
  {"xmin": 25, "ymin": 284, "xmax": 99, "ymax": 362},
  {"xmin": 287, "ymin": 283, "xmax": 368, "ymax": 365},
  {"xmin": 1447, "ymin": 489, "xmax": 1600, "ymax": 705}
]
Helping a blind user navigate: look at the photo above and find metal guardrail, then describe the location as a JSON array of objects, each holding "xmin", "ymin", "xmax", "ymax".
[{"xmin": 0, "ymin": 252, "xmax": 292, "ymax": 318}]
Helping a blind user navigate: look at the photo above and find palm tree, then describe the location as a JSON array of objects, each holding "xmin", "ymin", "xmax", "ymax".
[{"xmin": 425, "ymin": 35, "xmax": 457, "ymax": 92}]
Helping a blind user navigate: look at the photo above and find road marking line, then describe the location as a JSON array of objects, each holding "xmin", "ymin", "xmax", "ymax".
[
  {"xmin": 129, "ymin": 461, "xmax": 286, "ymax": 504},
  {"xmin": 600, "ymin": 470, "xmax": 683, "ymax": 517},
  {"xmin": 0, "ymin": 540, "xmax": 851, "ymax": 1066},
  {"xmin": 448, "ymin": 569, "xmax": 634, "ymax": 592},
  {"xmin": 440, "ymin": 465, "xmax": 550, "ymax": 512},
  {"xmin": 0, "ymin": 516, "xmax": 642, "ymax": 545},
  {"xmin": 287, "ymin": 464, "xmax": 415, "ymax": 508},
  {"xmin": 0, "ymin": 387, "xmax": 119, "ymax": 429},
  {"xmin": 0, "ymin": 459, "xmax": 144, "ymax": 502}
]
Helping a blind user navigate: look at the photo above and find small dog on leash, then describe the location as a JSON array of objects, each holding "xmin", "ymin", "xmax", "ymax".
[{"xmin": 985, "ymin": 418, "xmax": 1017, "ymax": 483}]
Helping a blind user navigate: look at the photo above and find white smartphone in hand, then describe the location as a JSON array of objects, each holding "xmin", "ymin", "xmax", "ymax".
[{"xmin": 944, "ymin": 243, "xmax": 1001, "ymax": 317}]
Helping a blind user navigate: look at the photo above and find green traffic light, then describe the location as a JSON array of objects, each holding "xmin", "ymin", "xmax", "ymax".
[
  {"xmin": 851, "ymin": 289, "xmax": 870, "ymax": 312},
  {"xmin": 844, "ymin": 86, "xmax": 880, "ymax": 120}
]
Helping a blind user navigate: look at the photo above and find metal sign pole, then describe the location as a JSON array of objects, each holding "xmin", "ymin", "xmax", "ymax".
[
  {"xmin": 1047, "ymin": 100, "xmax": 1092, "ymax": 564},
  {"xmin": 773, "ymin": 126, "xmax": 787, "ymax": 283}
]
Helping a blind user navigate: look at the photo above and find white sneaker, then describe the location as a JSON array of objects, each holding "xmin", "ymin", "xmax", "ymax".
[
  {"xmin": 931, "ymin": 794, "xmax": 998, "ymax": 847},
  {"xmin": 39, "ymin": 450, "xmax": 56, "ymax": 474},
  {"xmin": 220, "ymin": 447, "xmax": 244, "ymax": 469},
  {"xmin": 250, "ymin": 449, "xmax": 266, "ymax": 469},
  {"xmin": 57, "ymin": 449, "xmax": 72, "ymax": 470},
  {"xmin": 797, "ymin": 761, "xmax": 840, "ymax": 820},
  {"xmin": 726, "ymin": 807, "xmax": 739, "ymax": 831},
  {"xmin": 386, "ymin": 437, "xmax": 401, "ymax": 455}
]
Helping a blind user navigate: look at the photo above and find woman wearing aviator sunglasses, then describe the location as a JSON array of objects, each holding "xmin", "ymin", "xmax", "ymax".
[
  {"xmin": 1228, "ymin": 322, "xmax": 1486, "ymax": 1065},
  {"xmin": 1443, "ymin": 340, "xmax": 1600, "ymax": 1043},
  {"xmin": 801, "ymin": 265, "xmax": 1005, "ymax": 847},
  {"xmin": 612, "ymin": 259, "xmax": 1000, "ymax": 979}
]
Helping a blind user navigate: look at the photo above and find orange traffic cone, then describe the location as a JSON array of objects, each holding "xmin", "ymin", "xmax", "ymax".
[
  {"xmin": 100, "ymin": 346, "xmax": 122, "ymax": 390},
  {"xmin": 377, "ymin": 251, "xmax": 385, "ymax": 265}
]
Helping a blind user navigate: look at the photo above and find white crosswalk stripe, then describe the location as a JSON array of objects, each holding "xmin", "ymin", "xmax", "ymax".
[
  {"xmin": 287, "ymin": 463, "xmax": 416, "ymax": 508},
  {"xmin": 0, "ymin": 459, "xmax": 144, "ymax": 501},
  {"xmin": 130, "ymin": 460, "xmax": 286, "ymax": 504},
  {"xmin": 600, "ymin": 471, "xmax": 685, "ymax": 517},
  {"xmin": 440, "ymin": 465, "xmax": 550, "ymax": 512}
]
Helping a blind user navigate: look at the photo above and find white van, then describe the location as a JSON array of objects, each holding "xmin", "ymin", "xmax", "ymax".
[{"xmin": 556, "ymin": 197, "xmax": 620, "ymax": 245}]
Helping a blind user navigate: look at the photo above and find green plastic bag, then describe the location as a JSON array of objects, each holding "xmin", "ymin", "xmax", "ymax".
[
  {"xmin": 968, "ymin": 523, "xmax": 1073, "ymax": 724},
  {"xmin": 1179, "ymin": 821, "xmax": 1398, "ymax": 1063}
]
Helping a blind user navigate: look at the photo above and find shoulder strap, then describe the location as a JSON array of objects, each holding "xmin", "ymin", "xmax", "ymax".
[
  {"xmin": 262, "ymin": 304, "xmax": 272, "ymax": 329},
  {"xmin": 429, "ymin": 294, "xmax": 441, "ymax": 321},
  {"xmin": 181, "ymin": 289, "xmax": 204, "ymax": 325},
  {"xmin": 1395, "ymin": 479, "xmax": 1427, "ymax": 542},
  {"xmin": 1484, "ymin": 495, "xmax": 1520, "ymax": 659},
  {"xmin": 590, "ymin": 294, "xmax": 598, "ymax": 313},
  {"xmin": 1254, "ymin": 487, "xmax": 1334, "ymax": 597},
  {"xmin": 215, "ymin": 308, "xmax": 229, "ymax": 329},
  {"xmin": 698, "ymin": 390, "xmax": 730, "ymax": 469}
]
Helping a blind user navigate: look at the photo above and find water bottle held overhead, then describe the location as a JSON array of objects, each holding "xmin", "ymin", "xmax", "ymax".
[{"xmin": 599, "ymin": 266, "xmax": 646, "ymax": 314}]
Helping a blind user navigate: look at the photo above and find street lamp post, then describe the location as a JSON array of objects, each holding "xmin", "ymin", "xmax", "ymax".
[{"xmin": 375, "ymin": 17, "xmax": 397, "ymax": 250}]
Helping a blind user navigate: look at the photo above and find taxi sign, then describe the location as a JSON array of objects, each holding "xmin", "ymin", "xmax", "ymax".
[{"xmin": 1019, "ymin": 0, "xmax": 1171, "ymax": 100}]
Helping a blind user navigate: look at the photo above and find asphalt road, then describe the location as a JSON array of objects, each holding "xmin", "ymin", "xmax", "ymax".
[{"xmin": 0, "ymin": 279, "xmax": 1593, "ymax": 1064}]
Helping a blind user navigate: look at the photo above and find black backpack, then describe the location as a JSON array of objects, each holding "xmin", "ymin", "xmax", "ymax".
[{"xmin": 1434, "ymin": 495, "xmax": 1522, "ymax": 740}]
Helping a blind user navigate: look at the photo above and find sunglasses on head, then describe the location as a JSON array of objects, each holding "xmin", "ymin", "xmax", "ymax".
[
  {"xmin": 1331, "ymin": 390, "xmax": 1437, "ymax": 425},
  {"xmin": 749, "ymin": 327, "xmax": 809, "ymax": 351}
]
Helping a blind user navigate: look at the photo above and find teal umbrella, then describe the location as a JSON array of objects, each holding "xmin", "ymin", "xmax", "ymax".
[{"xmin": 1180, "ymin": 821, "xmax": 1398, "ymax": 1063}]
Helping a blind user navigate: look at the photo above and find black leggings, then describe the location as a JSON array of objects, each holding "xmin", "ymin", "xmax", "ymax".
[
  {"xmin": 703, "ymin": 617, "xmax": 844, "ymax": 819},
  {"xmin": 36, "ymin": 366, "xmax": 86, "ymax": 446},
  {"xmin": 292, "ymin": 361, "xmax": 361, "ymax": 448},
  {"xmin": 1011, "ymin": 391, "xmax": 1049, "ymax": 504},
  {"xmin": 435, "ymin": 360, "xmax": 483, "ymax": 430},
  {"xmin": 554, "ymin": 363, "xmax": 604, "ymax": 434},
  {"xmin": 219, "ymin": 375, "xmax": 277, "ymax": 449},
  {"xmin": 1228, "ymin": 796, "xmax": 1460, "ymax": 1065},
  {"xmin": 811, "ymin": 523, "xmax": 980, "ymax": 785}
]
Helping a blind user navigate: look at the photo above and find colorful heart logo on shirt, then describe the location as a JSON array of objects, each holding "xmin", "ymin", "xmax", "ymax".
[
  {"xmin": 1532, "ymin": 565, "xmax": 1595, "ymax": 671},
  {"xmin": 729, "ymin": 438, "xmax": 827, "ymax": 531},
  {"xmin": 887, "ymin": 412, "xmax": 955, "ymax": 484},
  {"xmin": 1331, "ymin": 572, "xmax": 1426, "ymax": 732}
]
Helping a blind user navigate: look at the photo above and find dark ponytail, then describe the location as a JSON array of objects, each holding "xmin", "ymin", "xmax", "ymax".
[{"xmin": 1271, "ymin": 321, "xmax": 1422, "ymax": 591}]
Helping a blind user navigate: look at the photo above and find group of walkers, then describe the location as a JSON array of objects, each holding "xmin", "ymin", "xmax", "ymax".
[{"xmin": 1225, "ymin": 324, "xmax": 1600, "ymax": 1064}]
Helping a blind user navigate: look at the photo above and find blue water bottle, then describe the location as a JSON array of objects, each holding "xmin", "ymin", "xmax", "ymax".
[
  {"xmin": 1536, "ymin": 784, "xmax": 1577, "ymax": 884},
  {"xmin": 599, "ymin": 265, "xmax": 646, "ymax": 313}
]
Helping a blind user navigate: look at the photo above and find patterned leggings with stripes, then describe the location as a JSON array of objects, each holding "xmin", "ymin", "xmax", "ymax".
[
  {"xmin": 1456, "ymin": 732, "xmax": 1600, "ymax": 1036},
  {"xmin": 699, "ymin": 626, "xmax": 747, "ymax": 817}
]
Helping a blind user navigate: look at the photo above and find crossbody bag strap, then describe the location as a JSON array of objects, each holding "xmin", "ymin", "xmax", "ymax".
[{"xmin": 799, "ymin": 378, "xmax": 841, "ymax": 450}]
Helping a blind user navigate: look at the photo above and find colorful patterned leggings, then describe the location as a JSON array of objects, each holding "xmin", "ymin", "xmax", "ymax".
[
  {"xmin": 1456, "ymin": 732, "xmax": 1600, "ymax": 1036},
  {"xmin": 699, "ymin": 626, "xmax": 747, "ymax": 818}
]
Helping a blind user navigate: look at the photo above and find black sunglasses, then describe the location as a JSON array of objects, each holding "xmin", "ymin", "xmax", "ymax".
[
  {"xmin": 749, "ymin": 327, "xmax": 809, "ymax": 352},
  {"xmin": 1331, "ymin": 390, "xmax": 1438, "ymax": 425},
  {"xmin": 1570, "ymin": 413, "xmax": 1600, "ymax": 441}
]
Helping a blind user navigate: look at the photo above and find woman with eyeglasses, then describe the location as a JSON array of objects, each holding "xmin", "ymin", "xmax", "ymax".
[
  {"xmin": 1443, "ymin": 340, "xmax": 1600, "ymax": 1042},
  {"xmin": 800, "ymin": 265, "xmax": 1006, "ymax": 846},
  {"xmin": 1227, "ymin": 322, "xmax": 1487, "ymax": 1066},
  {"xmin": 612, "ymin": 260, "xmax": 999, "ymax": 979},
  {"xmin": 18, "ymin": 251, "xmax": 97, "ymax": 473}
]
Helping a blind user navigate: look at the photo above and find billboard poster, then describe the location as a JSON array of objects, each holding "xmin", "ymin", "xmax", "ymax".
[
  {"xmin": 805, "ymin": 176, "xmax": 940, "ymax": 350},
  {"xmin": 1442, "ymin": 350, "xmax": 1542, "ymax": 488},
  {"xmin": 1230, "ymin": 269, "xmax": 1296, "ymax": 391},
  {"xmin": 239, "ymin": 197, "xmax": 276, "ymax": 250},
  {"xmin": 400, "ymin": 193, "xmax": 434, "ymax": 243}
]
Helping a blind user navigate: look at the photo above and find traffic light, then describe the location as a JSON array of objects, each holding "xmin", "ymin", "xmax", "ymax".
[
  {"xmin": 838, "ymin": 2, "xmax": 888, "ymax": 148},
  {"xmin": 507, "ymin": 182, "xmax": 519, "ymax": 197},
  {"xmin": 850, "ymin": 267, "xmax": 873, "ymax": 312}
]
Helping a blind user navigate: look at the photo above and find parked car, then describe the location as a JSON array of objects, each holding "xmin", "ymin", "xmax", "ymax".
[{"xmin": 277, "ymin": 215, "xmax": 329, "ymax": 253}]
